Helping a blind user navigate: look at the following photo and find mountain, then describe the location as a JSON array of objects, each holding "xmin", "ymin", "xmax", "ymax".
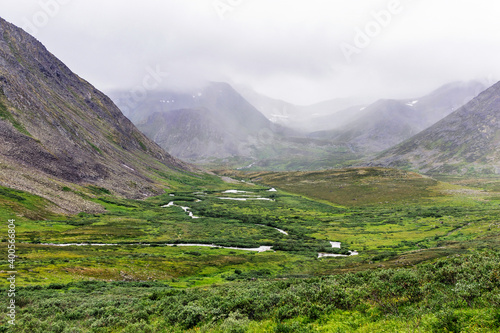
[
  {"xmin": 110, "ymin": 80, "xmax": 487, "ymax": 170},
  {"xmin": 236, "ymin": 85, "xmax": 366, "ymax": 132},
  {"xmin": 233, "ymin": 85, "xmax": 299, "ymax": 125},
  {"xmin": 409, "ymin": 80, "xmax": 487, "ymax": 124},
  {"xmin": 112, "ymin": 82, "xmax": 292, "ymax": 163},
  {"xmin": 301, "ymin": 105, "xmax": 368, "ymax": 132},
  {"xmin": 370, "ymin": 81, "xmax": 500, "ymax": 174},
  {"xmin": 110, "ymin": 83, "xmax": 364, "ymax": 169},
  {"xmin": 310, "ymin": 81, "xmax": 487, "ymax": 154},
  {"xmin": 0, "ymin": 17, "xmax": 193, "ymax": 214},
  {"xmin": 312, "ymin": 100, "xmax": 422, "ymax": 152}
]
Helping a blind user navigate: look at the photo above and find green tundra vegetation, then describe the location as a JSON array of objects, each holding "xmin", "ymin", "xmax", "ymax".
[{"xmin": 0, "ymin": 167, "xmax": 499, "ymax": 332}]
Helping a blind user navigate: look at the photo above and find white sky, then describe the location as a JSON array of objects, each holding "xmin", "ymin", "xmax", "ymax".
[{"xmin": 1, "ymin": 0, "xmax": 499, "ymax": 105}]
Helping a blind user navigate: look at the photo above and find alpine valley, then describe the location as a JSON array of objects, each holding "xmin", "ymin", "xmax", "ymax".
[
  {"xmin": 110, "ymin": 80, "xmax": 487, "ymax": 170},
  {"xmin": 0, "ymin": 17, "xmax": 499, "ymax": 333}
]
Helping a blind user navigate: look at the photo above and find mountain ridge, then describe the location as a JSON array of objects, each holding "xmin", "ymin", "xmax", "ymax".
[
  {"xmin": 0, "ymin": 17, "xmax": 195, "ymax": 214},
  {"xmin": 310, "ymin": 80, "xmax": 487, "ymax": 154},
  {"xmin": 369, "ymin": 81, "xmax": 500, "ymax": 174},
  {"xmin": 112, "ymin": 82, "xmax": 299, "ymax": 164}
]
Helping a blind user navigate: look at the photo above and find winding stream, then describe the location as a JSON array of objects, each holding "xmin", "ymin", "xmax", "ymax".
[
  {"xmin": 317, "ymin": 241, "xmax": 358, "ymax": 258},
  {"xmin": 36, "ymin": 190, "xmax": 358, "ymax": 258},
  {"xmin": 156, "ymin": 190, "xmax": 360, "ymax": 258},
  {"xmin": 217, "ymin": 197, "xmax": 274, "ymax": 201},
  {"xmin": 318, "ymin": 250, "xmax": 359, "ymax": 258},
  {"xmin": 39, "ymin": 243, "xmax": 272, "ymax": 252},
  {"xmin": 162, "ymin": 202, "xmax": 199, "ymax": 219},
  {"xmin": 256, "ymin": 224, "xmax": 288, "ymax": 235}
]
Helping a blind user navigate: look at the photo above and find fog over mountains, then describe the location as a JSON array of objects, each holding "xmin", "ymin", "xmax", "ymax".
[
  {"xmin": 235, "ymin": 86, "xmax": 367, "ymax": 132},
  {"xmin": 111, "ymin": 83, "xmax": 352, "ymax": 170},
  {"xmin": 310, "ymin": 80, "xmax": 487, "ymax": 153},
  {"xmin": 372, "ymin": 81, "xmax": 500, "ymax": 174},
  {"xmin": 112, "ymin": 82, "xmax": 292, "ymax": 163},
  {"xmin": 1, "ymin": 1, "xmax": 498, "ymax": 180},
  {"xmin": 110, "ymin": 79, "xmax": 489, "ymax": 171}
]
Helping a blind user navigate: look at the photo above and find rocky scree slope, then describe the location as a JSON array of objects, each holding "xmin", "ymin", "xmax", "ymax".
[{"xmin": 0, "ymin": 17, "xmax": 193, "ymax": 214}]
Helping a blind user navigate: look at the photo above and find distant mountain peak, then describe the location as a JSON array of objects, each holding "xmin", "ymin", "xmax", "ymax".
[
  {"xmin": 309, "ymin": 80, "xmax": 488, "ymax": 154},
  {"xmin": 369, "ymin": 81, "xmax": 500, "ymax": 174}
]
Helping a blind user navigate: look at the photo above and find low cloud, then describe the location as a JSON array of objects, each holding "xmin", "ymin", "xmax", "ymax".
[{"xmin": 1, "ymin": 0, "xmax": 499, "ymax": 104}]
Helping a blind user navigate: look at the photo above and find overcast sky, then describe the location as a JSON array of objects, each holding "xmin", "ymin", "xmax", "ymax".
[{"xmin": 1, "ymin": 0, "xmax": 500, "ymax": 105}]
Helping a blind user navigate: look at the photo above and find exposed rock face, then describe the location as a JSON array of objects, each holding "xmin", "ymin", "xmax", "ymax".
[
  {"xmin": 370, "ymin": 81, "xmax": 500, "ymax": 174},
  {"xmin": 0, "ymin": 17, "xmax": 193, "ymax": 213}
]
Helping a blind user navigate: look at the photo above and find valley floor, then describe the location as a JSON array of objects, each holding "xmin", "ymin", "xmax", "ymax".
[{"xmin": 0, "ymin": 168, "xmax": 499, "ymax": 332}]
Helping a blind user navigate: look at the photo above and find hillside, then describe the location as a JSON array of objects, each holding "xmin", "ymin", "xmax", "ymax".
[
  {"xmin": 128, "ymin": 82, "xmax": 286, "ymax": 162},
  {"xmin": 412, "ymin": 80, "xmax": 487, "ymax": 124},
  {"xmin": 371, "ymin": 81, "xmax": 500, "ymax": 174},
  {"xmin": 0, "ymin": 17, "xmax": 194, "ymax": 214},
  {"xmin": 312, "ymin": 99, "xmax": 422, "ymax": 152},
  {"xmin": 311, "ymin": 81, "xmax": 486, "ymax": 153}
]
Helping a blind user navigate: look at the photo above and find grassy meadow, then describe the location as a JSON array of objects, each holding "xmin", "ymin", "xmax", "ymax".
[{"xmin": 0, "ymin": 167, "xmax": 499, "ymax": 331}]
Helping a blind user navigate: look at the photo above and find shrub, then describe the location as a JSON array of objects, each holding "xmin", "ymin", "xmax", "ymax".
[
  {"xmin": 432, "ymin": 309, "xmax": 461, "ymax": 333},
  {"xmin": 220, "ymin": 312, "xmax": 250, "ymax": 333}
]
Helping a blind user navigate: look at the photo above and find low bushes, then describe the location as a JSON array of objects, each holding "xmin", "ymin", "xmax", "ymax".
[{"xmin": 1, "ymin": 251, "xmax": 498, "ymax": 332}]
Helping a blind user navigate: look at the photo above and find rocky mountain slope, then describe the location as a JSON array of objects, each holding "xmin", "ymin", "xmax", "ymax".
[
  {"xmin": 410, "ymin": 80, "xmax": 487, "ymax": 124},
  {"xmin": 310, "ymin": 81, "xmax": 487, "ymax": 154},
  {"xmin": 370, "ymin": 81, "xmax": 500, "ymax": 174},
  {"xmin": 312, "ymin": 99, "xmax": 422, "ymax": 153},
  {"xmin": 0, "ymin": 17, "xmax": 193, "ymax": 214},
  {"xmin": 111, "ymin": 82, "xmax": 304, "ymax": 164}
]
